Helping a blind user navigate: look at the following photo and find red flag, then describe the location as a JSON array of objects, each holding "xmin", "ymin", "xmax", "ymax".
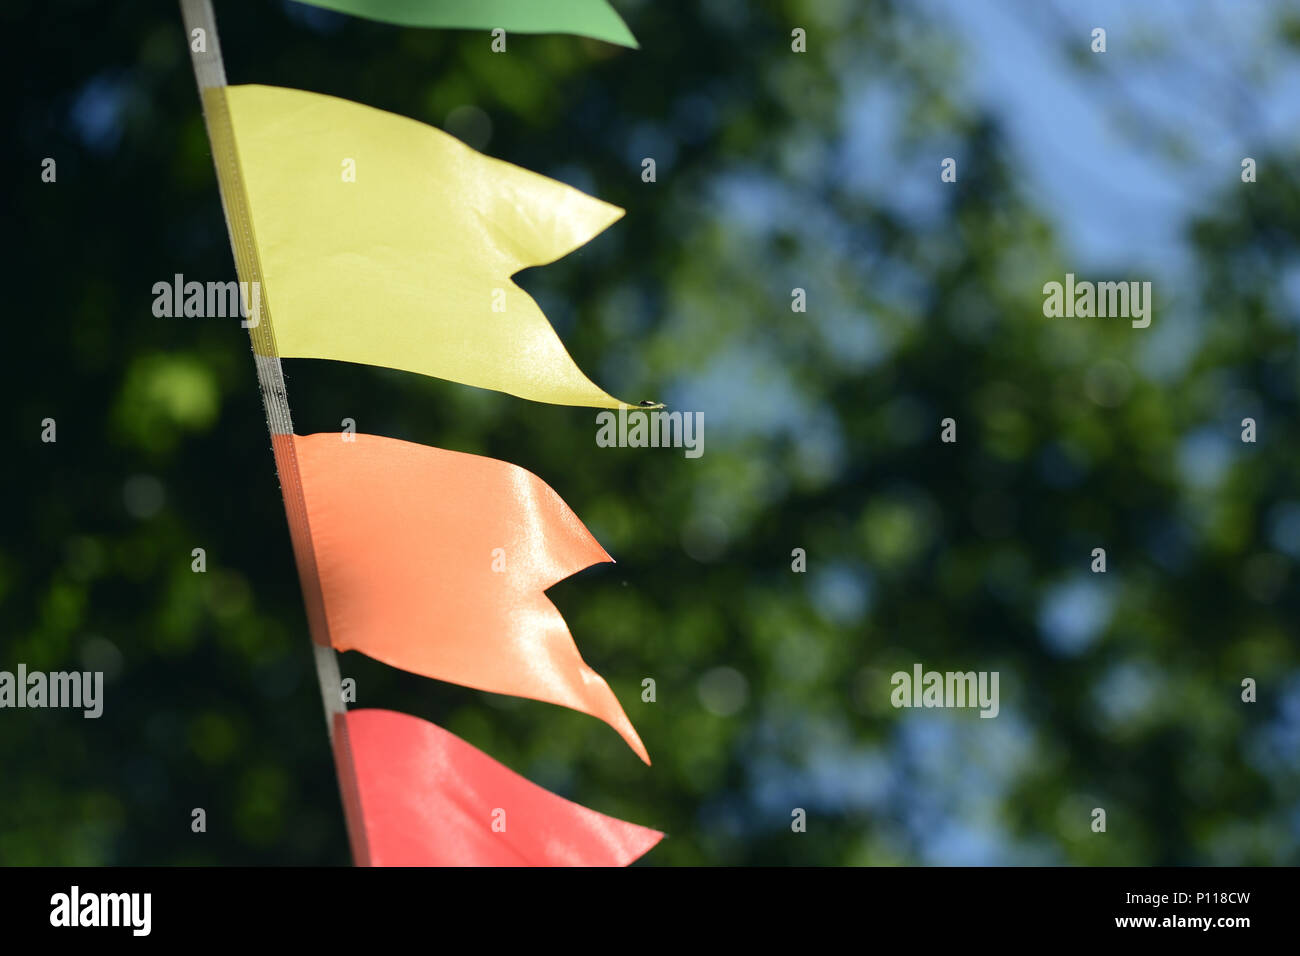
[
  {"xmin": 335, "ymin": 709, "xmax": 662, "ymax": 866},
  {"xmin": 293, "ymin": 432, "xmax": 648, "ymax": 763}
]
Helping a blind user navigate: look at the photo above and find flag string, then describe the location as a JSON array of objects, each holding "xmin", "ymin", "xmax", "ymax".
[{"xmin": 179, "ymin": 0, "xmax": 366, "ymax": 862}]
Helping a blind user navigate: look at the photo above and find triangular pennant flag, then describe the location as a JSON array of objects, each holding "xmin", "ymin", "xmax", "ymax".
[
  {"xmin": 295, "ymin": 432, "xmax": 649, "ymax": 763},
  {"xmin": 223, "ymin": 84, "xmax": 645, "ymax": 409},
  {"xmin": 335, "ymin": 709, "xmax": 662, "ymax": 866},
  {"xmin": 290, "ymin": 0, "xmax": 638, "ymax": 48}
]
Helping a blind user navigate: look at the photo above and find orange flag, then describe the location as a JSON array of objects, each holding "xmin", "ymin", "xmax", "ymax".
[
  {"xmin": 293, "ymin": 432, "xmax": 648, "ymax": 763},
  {"xmin": 334, "ymin": 709, "xmax": 662, "ymax": 866}
]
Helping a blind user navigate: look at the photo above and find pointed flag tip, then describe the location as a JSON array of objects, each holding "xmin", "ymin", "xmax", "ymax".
[
  {"xmin": 604, "ymin": 19, "xmax": 639, "ymax": 50},
  {"xmin": 618, "ymin": 713, "xmax": 651, "ymax": 765}
]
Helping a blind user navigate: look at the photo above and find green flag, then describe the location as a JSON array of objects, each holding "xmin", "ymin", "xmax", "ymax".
[{"xmin": 291, "ymin": 0, "xmax": 638, "ymax": 48}]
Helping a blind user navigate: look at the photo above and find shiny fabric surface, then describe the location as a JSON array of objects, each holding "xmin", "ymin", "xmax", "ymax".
[
  {"xmin": 224, "ymin": 84, "xmax": 643, "ymax": 409},
  {"xmin": 295, "ymin": 431, "xmax": 649, "ymax": 763},
  {"xmin": 291, "ymin": 0, "xmax": 638, "ymax": 47},
  {"xmin": 336, "ymin": 709, "xmax": 662, "ymax": 866}
]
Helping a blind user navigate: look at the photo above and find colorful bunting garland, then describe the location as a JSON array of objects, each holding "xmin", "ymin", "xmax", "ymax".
[{"xmin": 183, "ymin": 0, "xmax": 657, "ymax": 865}]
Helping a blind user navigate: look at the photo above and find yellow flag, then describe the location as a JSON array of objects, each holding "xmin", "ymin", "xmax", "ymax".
[{"xmin": 224, "ymin": 84, "xmax": 640, "ymax": 408}]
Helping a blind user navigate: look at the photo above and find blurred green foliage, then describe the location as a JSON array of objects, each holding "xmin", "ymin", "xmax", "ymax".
[{"xmin": 2, "ymin": 0, "xmax": 1298, "ymax": 865}]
